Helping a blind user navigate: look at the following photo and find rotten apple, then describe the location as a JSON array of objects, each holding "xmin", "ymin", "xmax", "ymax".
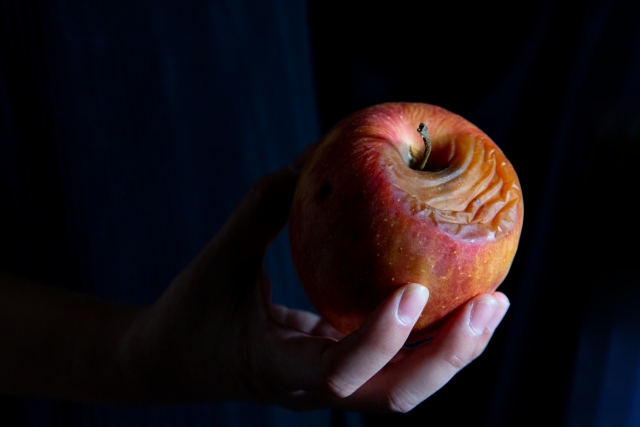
[{"xmin": 289, "ymin": 102, "xmax": 523, "ymax": 343}]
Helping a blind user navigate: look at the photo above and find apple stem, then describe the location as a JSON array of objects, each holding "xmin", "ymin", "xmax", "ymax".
[{"xmin": 417, "ymin": 122, "xmax": 432, "ymax": 171}]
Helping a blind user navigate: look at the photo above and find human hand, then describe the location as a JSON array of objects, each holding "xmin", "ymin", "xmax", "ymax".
[{"xmin": 123, "ymin": 145, "xmax": 510, "ymax": 412}]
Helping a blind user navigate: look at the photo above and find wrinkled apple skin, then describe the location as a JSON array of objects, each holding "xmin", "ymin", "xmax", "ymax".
[{"xmin": 289, "ymin": 103, "xmax": 523, "ymax": 343}]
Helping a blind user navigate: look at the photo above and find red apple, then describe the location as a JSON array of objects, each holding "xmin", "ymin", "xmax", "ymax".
[{"xmin": 289, "ymin": 102, "xmax": 523, "ymax": 343}]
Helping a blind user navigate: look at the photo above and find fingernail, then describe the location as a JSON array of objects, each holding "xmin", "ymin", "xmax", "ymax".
[
  {"xmin": 288, "ymin": 143, "xmax": 317, "ymax": 173},
  {"xmin": 470, "ymin": 300, "xmax": 499, "ymax": 335},
  {"xmin": 397, "ymin": 284, "xmax": 429, "ymax": 325}
]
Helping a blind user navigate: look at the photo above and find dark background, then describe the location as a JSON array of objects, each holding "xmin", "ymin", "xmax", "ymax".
[{"xmin": 2, "ymin": 0, "xmax": 640, "ymax": 426}]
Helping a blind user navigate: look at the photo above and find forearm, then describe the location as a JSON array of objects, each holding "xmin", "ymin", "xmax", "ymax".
[{"xmin": 0, "ymin": 272, "xmax": 144, "ymax": 403}]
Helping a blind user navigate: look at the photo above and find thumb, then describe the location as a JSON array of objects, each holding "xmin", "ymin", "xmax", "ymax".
[
  {"xmin": 198, "ymin": 145, "xmax": 316, "ymax": 272},
  {"xmin": 227, "ymin": 166, "xmax": 299, "ymax": 255}
]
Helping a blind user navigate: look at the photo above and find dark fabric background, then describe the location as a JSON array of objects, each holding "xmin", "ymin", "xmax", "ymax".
[{"xmin": 2, "ymin": 0, "xmax": 640, "ymax": 426}]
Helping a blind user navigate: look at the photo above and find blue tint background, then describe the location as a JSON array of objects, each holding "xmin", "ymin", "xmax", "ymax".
[{"xmin": 2, "ymin": 0, "xmax": 640, "ymax": 426}]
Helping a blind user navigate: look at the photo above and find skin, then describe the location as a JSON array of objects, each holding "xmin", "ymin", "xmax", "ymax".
[
  {"xmin": 0, "ymin": 146, "xmax": 510, "ymax": 412},
  {"xmin": 290, "ymin": 103, "xmax": 523, "ymax": 343}
]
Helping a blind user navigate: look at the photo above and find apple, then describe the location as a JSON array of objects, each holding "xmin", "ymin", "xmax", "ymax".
[{"xmin": 289, "ymin": 102, "xmax": 523, "ymax": 343}]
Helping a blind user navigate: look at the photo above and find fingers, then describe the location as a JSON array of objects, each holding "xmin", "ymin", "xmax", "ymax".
[
  {"xmin": 260, "ymin": 288, "xmax": 508, "ymax": 412},
  {"xmin": 429, "ymin": 293, "xmax": 505, "ymax": 376},
  {"xmin": 263, "ymin": 284, "xmax": 428, "ymax": 402},
  {"xmin": 314, "ymin": 284, "xmax": 429, "ymax": 398},
  {"xmin": 350, "ymin": 292, "xmax": 509, "ymax": 412},
  {"xmin": 270, "ymin": 305, "xmax": 345, "ymax": 340},
  {"xmin": 472, "ymin": 291, "xmax": 509, "ymax": 359}
]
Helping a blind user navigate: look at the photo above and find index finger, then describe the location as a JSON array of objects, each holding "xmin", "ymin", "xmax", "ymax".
[
  {"xmin": 313, "ymin": 283, "xmax": 429, "ymax": 398},
  {"xmin": 344, "ymin": 292, "xmax": 509, "ymax": 412}
]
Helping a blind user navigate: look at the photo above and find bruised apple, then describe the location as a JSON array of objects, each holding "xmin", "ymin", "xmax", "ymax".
[{"xmin": 289, "ymin": 102, "xmax": 523, "ymax": 343}]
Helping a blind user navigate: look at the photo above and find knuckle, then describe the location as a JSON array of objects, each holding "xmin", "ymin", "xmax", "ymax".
[
  {"xmin": 319, "ymin": 373, "xmax": 356, "ymax": 399},
  {"xmin": 317, "ymin": 348, "xmax": 361, "ymax": 399},
  {"xmin": 384, "ymin": 390, "xmax": 419, "ymax": 413},
  {"xmin": 443, "ymin": 351, "xmax": 468, "ymax": 371}
]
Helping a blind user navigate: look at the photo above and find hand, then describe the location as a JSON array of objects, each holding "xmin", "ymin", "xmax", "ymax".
[{"xmin": 124, "ymin": 146, "xmax": 510, "ymax": 412}]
